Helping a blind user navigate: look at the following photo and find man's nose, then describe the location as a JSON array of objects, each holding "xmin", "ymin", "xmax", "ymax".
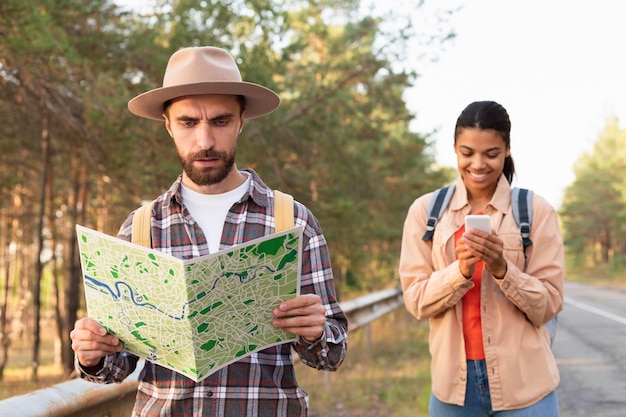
[{"xmin": 195, "ymin": 122, "xmax": 215, "ymax": 149}]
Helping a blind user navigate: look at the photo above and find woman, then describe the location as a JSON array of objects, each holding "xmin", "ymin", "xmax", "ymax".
[{"xmin": 399, "ymin": 101, "xmax": 563, "ymax": 416}]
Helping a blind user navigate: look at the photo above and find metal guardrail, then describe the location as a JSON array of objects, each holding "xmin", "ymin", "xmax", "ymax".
[
  {"xmin": 341, "ymin": 287, "xmax": 404, "ymax": 331},
  {"xmin": 0, "ymin": 287, "xmax": 405, "ymax": 417}
]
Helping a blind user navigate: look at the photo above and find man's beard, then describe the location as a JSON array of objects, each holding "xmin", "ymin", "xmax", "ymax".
[{"xmin": 179, "ymin": 149, "xmax": 236, "ymax": 186}]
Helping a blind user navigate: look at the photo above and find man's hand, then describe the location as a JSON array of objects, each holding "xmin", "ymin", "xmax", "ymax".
[
  {"xmin": 272, "ymin": 294, "xmax": 326, "ymax": 343},
  {"xmin": 70, "ymin": 317, "xmax": 123, "ymax": 367}
]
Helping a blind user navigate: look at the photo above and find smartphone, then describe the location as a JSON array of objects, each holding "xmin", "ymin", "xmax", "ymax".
[{"xmin": 465, "ymin": 215, "xmax": 491, "ymax": 233}]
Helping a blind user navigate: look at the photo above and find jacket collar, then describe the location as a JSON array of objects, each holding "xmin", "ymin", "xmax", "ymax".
[{"xmin": 449, "ymin": 175, "xmax": 512, "ymax": 214}]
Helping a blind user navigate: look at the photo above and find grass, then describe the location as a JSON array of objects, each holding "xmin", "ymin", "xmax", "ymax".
[
  {"xmin": 297, "ymin": 311, "xmax": 432, "ymax": 417},
  {"xmin": 0, "ymin": 365, "xmax": 68, "ymax": 399},
  {"xmin": 0, "ymin": 320, "xmax": 70, "ymax": 400},
  {"xmin": 3, "ymin": 267, "xmax": 625, "ymax": 411},
  {"xmin": 565, "ymin": 264, "xmax": 626, "ymax": 288},
  {"xmin": 0, "ymin": 311, "xmax": 433, "ymax": 417}
]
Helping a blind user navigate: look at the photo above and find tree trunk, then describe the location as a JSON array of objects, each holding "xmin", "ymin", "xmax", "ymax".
[
  {"xmin": 44, "ymin": 134, "xmax": 65, "ymax": 370},
  {"xmin": 62, "ymin": 150, "xmax": 88, "ymax": 373},
  {"xmin": 0, "ymin": 205, "xmax": 16, "ymax": 381},
  {"xmin": 31, "ymin": 111, "xmax": 51, "ymax": 382}
]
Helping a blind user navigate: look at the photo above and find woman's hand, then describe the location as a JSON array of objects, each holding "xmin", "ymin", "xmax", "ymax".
[
  {"xmin": 460, "ymin": 229, "xmax": 508, "ymax": 279},
  {"xmin": 455, "ymin": 235, "xmax": 480, "ymax": 278}
]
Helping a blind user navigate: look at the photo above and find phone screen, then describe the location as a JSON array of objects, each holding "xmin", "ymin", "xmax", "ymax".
[{"xmin": 464, "ymin": 215, "xmax": 491, "ymax": 233}]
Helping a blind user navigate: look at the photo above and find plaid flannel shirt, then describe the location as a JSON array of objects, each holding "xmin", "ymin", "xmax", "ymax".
[{"xmin": 76, "ymin": 169, "xmax": 348, "ymax": 417}]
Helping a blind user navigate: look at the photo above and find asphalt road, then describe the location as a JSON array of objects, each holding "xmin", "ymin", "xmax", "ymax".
[{"xmin": 554, "ymin": 281, "xmax": 626, "ymax": 416}]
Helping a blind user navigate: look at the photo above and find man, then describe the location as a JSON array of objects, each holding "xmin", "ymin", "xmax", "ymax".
[{"xmin": 70, "ymin": 46, "xmax": 348, "ymax": 417}]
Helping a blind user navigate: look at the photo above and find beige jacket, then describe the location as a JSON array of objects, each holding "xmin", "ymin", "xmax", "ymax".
[{"xmin": 399, "ymin": 176, "xmax": 563, "ymax": 410}]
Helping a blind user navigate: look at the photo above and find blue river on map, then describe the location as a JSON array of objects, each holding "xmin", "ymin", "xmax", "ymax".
[{"xmin": 83, "ymin": 261, "xmax": 288, "ymax": 322}]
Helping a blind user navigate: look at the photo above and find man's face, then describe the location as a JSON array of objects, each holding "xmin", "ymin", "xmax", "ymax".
[{"xmin": 164, "ymin": 94, "xmax": 245, "ymax": 193}]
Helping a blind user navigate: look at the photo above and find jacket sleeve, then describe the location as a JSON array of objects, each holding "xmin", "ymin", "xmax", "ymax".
[
  {"xmin": 399, "ymin": 194, "xmax": 473, "ymax": 320},
  {"xmin": 291, "ymin": 204, "xmax": 348, "ymax": 371},
  {"xmin": 494, "ymin": 194, "xmax": 564, "ymax": 327},
  {"xmin": 75, "ymin": 350, "xmax": 140, "ymax": 384}
]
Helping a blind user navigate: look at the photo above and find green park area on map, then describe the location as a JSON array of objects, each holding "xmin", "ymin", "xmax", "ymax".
[{"xmin": 76, "ymin": 224, "xmax": 303, "ymax": 382}]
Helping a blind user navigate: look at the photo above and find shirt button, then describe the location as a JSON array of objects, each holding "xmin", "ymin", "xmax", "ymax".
[
  {"xmin": 503, "ymin": 282, "xmax": 510, "ymax": 289},
  {"xmin": 207, "ymin": 390, "xmax": 213, "ymax": 397}
]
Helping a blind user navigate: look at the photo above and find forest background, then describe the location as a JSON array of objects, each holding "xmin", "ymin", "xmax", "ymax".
[{"xmin": 1, "ymin": 0, "xmax": 625, "ymax": 391}]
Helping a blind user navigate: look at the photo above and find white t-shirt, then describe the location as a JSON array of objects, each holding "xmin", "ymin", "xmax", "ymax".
[{"xmin": 181, "ymin": 173, "xmax": 250, "ymax": 253}]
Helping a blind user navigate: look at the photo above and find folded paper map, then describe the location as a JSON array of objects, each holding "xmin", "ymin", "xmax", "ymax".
[{"xmin": 76, "ymin": 224, "xmax": 303, "ymax": 382}]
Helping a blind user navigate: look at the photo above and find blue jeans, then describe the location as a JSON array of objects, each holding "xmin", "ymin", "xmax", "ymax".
[{"xmin": 429, "ymin": 360, "xmax": 559, "ymax": 417}]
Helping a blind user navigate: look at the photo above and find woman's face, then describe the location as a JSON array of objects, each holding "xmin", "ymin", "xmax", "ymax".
[{"xmin": 454, "ymin": 127, "xmax": 510, "ymax": 197}]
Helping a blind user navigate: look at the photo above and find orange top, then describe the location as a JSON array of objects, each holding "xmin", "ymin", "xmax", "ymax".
[{"xmin": 455, "ymin": 220, "xmax": 485, "ymax": 360}]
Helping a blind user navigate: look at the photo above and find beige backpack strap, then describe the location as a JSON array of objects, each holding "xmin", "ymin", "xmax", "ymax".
[
  {"xmin": 274, "ymin": 190, "xmax": 294, "ymax": 232},
  {"xmin": 131, "ymin": 200, "xmax": 155, "ymax": 248}
]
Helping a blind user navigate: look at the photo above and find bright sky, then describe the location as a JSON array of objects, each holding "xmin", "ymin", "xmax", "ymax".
[{"xmin": 406, "ymin": 0, "xmax": 626, "ymax": 209}]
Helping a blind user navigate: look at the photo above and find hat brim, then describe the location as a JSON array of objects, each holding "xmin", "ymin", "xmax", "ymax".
[{"xmin": 128, "ymin": 81, "xmax": 280, "ymax": 121}]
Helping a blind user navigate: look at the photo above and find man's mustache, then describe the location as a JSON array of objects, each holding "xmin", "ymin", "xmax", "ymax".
[{"xmin": 190, "ymin": 150, "xmax": 227, "ymax": 160}]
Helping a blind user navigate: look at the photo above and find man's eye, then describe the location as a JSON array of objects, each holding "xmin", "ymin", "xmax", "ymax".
[
  {"xmin": 182, "ymin": 121, "xmax": 196, "ymax": 128},
  {"xmin": 213, "ymin": 119, "xmax": 229, "ymax": 127}
]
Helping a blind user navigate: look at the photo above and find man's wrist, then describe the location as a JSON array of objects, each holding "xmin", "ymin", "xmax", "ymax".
[
  {"xmin": 80, "ymin": 357, "xmax": 105, "ymax": 374},
  {"xmin": 299, "ymin": 331, "xmax": 325, "ymax": 346}
]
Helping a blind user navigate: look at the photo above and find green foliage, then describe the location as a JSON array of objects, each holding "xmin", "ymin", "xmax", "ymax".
[
  {"xmin": 0, "ymin": 0, "xmax": 456, "ymax": 374},
  {"xmin": 560, "ymin": 118, "xmax": 626, "ymax": 271}
]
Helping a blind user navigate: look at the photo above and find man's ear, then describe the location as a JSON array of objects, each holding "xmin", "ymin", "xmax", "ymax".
[
  {"xmin": 163, "ymin": 114, "xmax": 173, "ymax": 137},
  {"xmin": 239, "ymin": 110, "xmax": 247, "ymax": 134}
]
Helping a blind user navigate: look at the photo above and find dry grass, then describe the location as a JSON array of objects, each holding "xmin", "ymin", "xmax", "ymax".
[
  {"xmin": 1, "ymin": 366, "xmax": 68, "ymax": 399},
  {"xmin": 0, "ymin": 320, "xmax": 69, "ymax": 400},
  {"xmin": 297, "ymin": 311, "xmax": 432, "ymax": 417},
  {"xmin": 0, "ymin": 311, "xmax": 433, "ymax": 417}
]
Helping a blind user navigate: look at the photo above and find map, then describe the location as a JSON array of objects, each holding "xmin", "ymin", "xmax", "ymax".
[{"xmin": 76, "ymin": 224, "xmax": 303, "ymax": 382}]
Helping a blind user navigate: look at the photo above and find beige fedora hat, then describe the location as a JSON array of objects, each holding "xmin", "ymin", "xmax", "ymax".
[{"xmin": 128, "ymin": 46, "xmax": 280, "ymax": 120}]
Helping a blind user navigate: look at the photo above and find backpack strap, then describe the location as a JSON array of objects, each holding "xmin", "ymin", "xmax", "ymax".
[
  {"xmin": 132, "ymin": 200, "xmax": 155, "ymax": 248},
  {"xmin": 274, "ymin": 190, "xmax": 295, "ymax": 232},
  {"xmin": 511, "ymin": 187, "xmax": 534, "ymax": 248},
  {"xmin": 422, "ymin": 184, "xmax": 456, "ymax": 241},
  {"xmin": 131, "ymin": 191, "xmax": 294, "ymax": 248}
]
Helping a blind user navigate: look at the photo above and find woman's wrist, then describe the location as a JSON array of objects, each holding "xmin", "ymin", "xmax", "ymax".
[{"xmin": 492, "ymin": 265, "xmax": 507, "ymax": 279}]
